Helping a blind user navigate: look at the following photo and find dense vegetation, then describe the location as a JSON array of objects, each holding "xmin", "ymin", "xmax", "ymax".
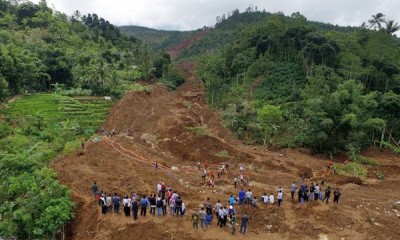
[
  {"xmin": 0, "ymin": 0, "xmax": 178, "ymax": 238},
  {"xmin": 0, "ymin": 0, "xmax": 182, "ymax": 102},
  {"xmin": 195, "ymin": 8, "xmax": 400, "ymax": 157},
  {"xmin": 0, "ymin": 92, "xmax": 117, "ymax": 239}
]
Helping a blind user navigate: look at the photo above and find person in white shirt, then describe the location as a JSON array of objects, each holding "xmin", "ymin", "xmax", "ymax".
[
  {"xmin": 269, "ymin": 194, "xmax": 275, "ymax": 204},
  {"xmin": 157, "ymin": 182, "xmax": 162, "ymax": 194},
  {"xmin": 314, "ymin": 184, "xmax": 320, "ymax": 201},
  {"xmin": 277, "ymin": 190, "xmax": 283, "ymax": 207},
  {"xmin": 123, "ymin": 195, "xmax": 131, "ymax": 216},
  {"xmin": 261, "ymin": 193, "xmax": 268, "ymax": 204}
]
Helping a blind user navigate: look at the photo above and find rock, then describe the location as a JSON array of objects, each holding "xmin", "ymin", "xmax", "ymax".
[{"xmin": 171, "ymin": 166, "xmax": 179, "ymax": 171}]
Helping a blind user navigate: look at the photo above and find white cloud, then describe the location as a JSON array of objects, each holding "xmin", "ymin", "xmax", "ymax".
[{"xmin": 32, "ymin": 0, "xmax": 400, "ymax": 30}]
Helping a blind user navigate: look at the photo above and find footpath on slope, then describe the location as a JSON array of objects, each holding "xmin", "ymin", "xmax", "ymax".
[{"xmin": 52, "ymin": 61, "xmax": 400, "ymax": 240}]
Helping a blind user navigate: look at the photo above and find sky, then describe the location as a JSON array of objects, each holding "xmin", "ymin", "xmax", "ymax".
[{"xmin": 32, "ymin": 0, "xmax": 400, "ymax": 31}]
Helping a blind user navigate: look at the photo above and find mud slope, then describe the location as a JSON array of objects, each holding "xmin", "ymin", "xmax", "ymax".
[{"xmin": 52, "ymin": 63, "xmax": 400, "ymax": 240}]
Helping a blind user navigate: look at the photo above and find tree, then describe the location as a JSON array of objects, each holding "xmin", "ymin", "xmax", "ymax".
[
  {"xmin": 92, "ymin": 58, "xmax": 110, "ymax": 89},
  {"xmin": 0, "ymin": 74, "xmax": 9, "ymax": 102},
  {"xmin": 257, "ymin": 104, "xmax": 282, "ymax": 146},
  {"xmin": 384, "ymin": 20, "xmax": 400, "ymax": 35},
  {"xmin": 197, "ymin": 54, "xmax": 226, "ymax": 107},
  {"xmin": 368, "ymin": 13, "xmax": 386, "ymax": 30}
]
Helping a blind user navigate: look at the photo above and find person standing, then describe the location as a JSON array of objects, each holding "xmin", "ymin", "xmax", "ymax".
[
  {"xmin": 99, "ymin": 194, "xmax": 107, "ymax": 215},
  {"xmin": 290, "ymin": 182, "xmax": 297, "ymax": 201},
  {"xmin": 239, "ymin": 212, "xmax": 249, "ymax": 234},
  {"xmin": 269, "ymin": 193, "xmax": 275, "ymax": 204},
  {"xmin": 123, "ymin": 195, "xmax": 131, "ymax": 217},
  {"xmin": 245, "ymin": 189, "xmax": 252, "ymax": 205},
  {"xmin": 222, "ymin": 206, "xmax": 228, "ymax": 227},
  {"xmin": 149, "ymin": 194, "xmax": 156, "ymax": 215},
  {"xmin": 199, "ymin": 207, "xmax": 207, "ymax": 229},
  {"xmin": 204, "ymin": 198, "xmax": 212, "ymax": 215},
  {"xmin": 277, "ymin": 190, "xmax": 283, "ymax": 207},
  {"xmin": 234, "ymin": 177, "xmax": 238, "ymax": 189},
  {"xmin": 217, "ymin": 207, "xmax": 224, "ymax": 227},
  {"xmin": 238, "ymin": 189, "xmax": 245, "ymax": 205},
  {"xmin": 157, "ymin": 182, "xmax": 162, "ymax": 195},
  {"xmin": 156, "ymin": 197, "xmax": 163, "ymax": 216},
  {"xmin": 140, "ymin": 195, "xmax": 148, "ymax": 216},
  {"xmin": 214, "ymin": 200, "xmax": 222, "ymax": 219},
  {"xmin": 333, "ymin": 188, "xmax": 341, "ymax": 203},
  {"xmin": 299, "ymin": 189, "xmax": 305, "ymax": 206},
  {"xmin": 169, "ymin": 195, "xmax": 176, "ymax": 215},
  {"xmin": 91, "ymin": 182, "xmax": 98, "ymax": 197},
  {"xmin": 324, "ymin": 186, "xmax": 331, "ymax": 204},
  {"xmin": 112, "ymin": 193, "xmax": 120, "ymax": 213},
  {"xmin": 106, "ymin": 194, "xmax": 113, "ymax": 213},
  {"xmin": 192, "ymin": 210, "xmax": 199, "ymax": 230},
  {"xmin": 314, "ymin": 184, "xmax": 320, "ymax": 201},
  {"xmin": 229, "ymin": 195, "xmax": 235, "ymax": 206},
  {"xmin": 229, "ymin": 213, "xmax": 236, "ymax": 235},
  {"xmin": 162, "ymin": 197, "xmax": 167, "ymax": 216},
  {"xmin": 309, "ymin": 183, "xmax": 315, "ymax": 201},
  {"xmin": 228, "ymin": 205, "xmax": 235, "ymax": 218},
  {"xmin": 132, "ymin": 199, "xmax": 138, "ymax": 220},
  {"xmin": 175, "ymin": 197, "xmax": 183, "ymax": 217}
]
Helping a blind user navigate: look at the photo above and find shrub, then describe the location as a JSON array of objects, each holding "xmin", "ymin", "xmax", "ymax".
[
  {"xmin": 336, "ymin": 162, "xmax": 368, "ymax": 179},
  {"xmin": 187, "ymin": 126, "xmax": 210, "ymax": 136},
  {"xmin": 354, "ymin": 155, "xmax": 378, "ymax": 166},
  {"xmin": 376, "ymin": 171, "xmax": 385, "ymax": 180}
]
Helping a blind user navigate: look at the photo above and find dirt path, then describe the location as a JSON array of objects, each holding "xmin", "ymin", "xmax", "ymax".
[{"xmin": 52, "ymin": 62, "xmax": 400, "ymax": 240}]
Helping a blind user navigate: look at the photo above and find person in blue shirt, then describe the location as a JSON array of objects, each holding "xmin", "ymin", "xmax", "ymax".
[
  {"xmin": 140, "ymin": 195, "xmax": 148, "ymax": 216},
  {"xmin": 112, "ymin": 193, "xmax": 120, "ymax": 213},
  {"xmin": 238, "ymin": 189, "xmax": 245, "ymax": 205},
  {"xmin": 229, "ymin": 195, "xmax": 235, "ymax": 206}
]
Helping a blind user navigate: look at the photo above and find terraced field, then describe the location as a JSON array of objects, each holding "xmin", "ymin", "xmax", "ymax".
[{"xmin": 7, "ymin": 94, "xmax": 113, "ymax": 134}]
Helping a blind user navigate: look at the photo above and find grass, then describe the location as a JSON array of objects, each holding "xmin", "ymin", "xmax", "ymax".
[
  {"xmin": 354, "ymin": 155, "xmax": 378, "ymax": 166},
  {"xmin": 215, "ymin": 149, "xmax": 230, "ymax": 158},
  {"xmin": 122, "ymin": 83, "xmax": 152, "ymax": 93},
  {"xmin": 186, "ymin": 126, "xmax": 210, "ymax": 136}
]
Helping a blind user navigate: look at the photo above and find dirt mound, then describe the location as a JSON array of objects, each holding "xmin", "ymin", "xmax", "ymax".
[
  {"xmin": 336, "ymin": 177, "xmax": 363, "ymax": 185},
  {"xmin": 52, "ymin": 62, "xmax": 400, "ymax": 240}
]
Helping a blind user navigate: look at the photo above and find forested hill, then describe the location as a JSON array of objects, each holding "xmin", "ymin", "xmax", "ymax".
[
  {"xmin": 119, "ymin": 25, "xmax": 196, "ymax": 50},
  {"xmin": 178, "ymin": 9, "xmax": 362, "ymax": 60},
  {"xmin": 195, "ymin": 8, "xmax": 400, "ymax": 158},
  {"xmin": 0, "ymin": 0, "xmax": 171, "ymax": 102}
]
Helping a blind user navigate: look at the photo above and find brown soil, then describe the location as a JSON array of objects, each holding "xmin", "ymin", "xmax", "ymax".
[
  {"xmin": 52, "ymin": 63, "xmax": 400, "ymax": 240},
  {"xmin": 166, "ymin": 29, "xmax": 211, "ymax": 60}
]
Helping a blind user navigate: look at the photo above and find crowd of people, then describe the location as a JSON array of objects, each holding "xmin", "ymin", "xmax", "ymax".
[
  {"xmin": 91, "ymin": 180, "xmax": 251, "ymax": 235},
  {"xmin": 92, "ymin": 182, "xmax": 190, "ymax": 219},
  {"xmin": 91, "ymin": 160, "xmax": 342, "ymax": 236}
]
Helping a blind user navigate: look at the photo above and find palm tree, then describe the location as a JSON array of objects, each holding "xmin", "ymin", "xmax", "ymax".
[
  {"xmin": 368, "ymin": 13, "xmax": 386, "ymax": 30},
  {"xmin": 384, "ymin": 20, "xmax": 400, "ymax": 35},
  {"xmin": 92, "ymin": 58, "xmax": 110, "ymax": 89}
]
